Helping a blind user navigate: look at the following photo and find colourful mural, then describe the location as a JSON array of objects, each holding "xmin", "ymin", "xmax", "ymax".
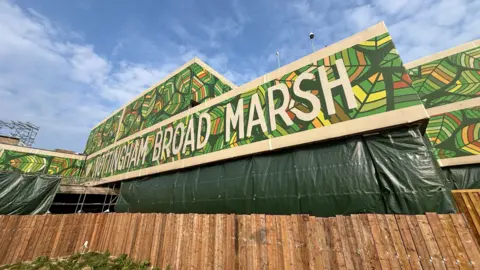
[
  {"xmin": 426, "ymin": 107, "xmax": 480, "ymax": 159},
  {"xmin": 408, "ymin": 46, "xmax": 480, "ymax": 109},
  {"xmin": 116, "ymin": 62, "xmax": 233, "ymax": 141},
  {"xmin": 85, "ymin": 32, "xmax": 424, "ymax": 180},
  {"xmin": 84, "ymin": 109, "xmax": 123, "ymax": 155},
  {"xmin": 0, "ymin": 149, "xmax": 85, "ymax": 177},
  {"xmin": 408, "ymin": 43, "xmax": 480, "ymax": 163}
]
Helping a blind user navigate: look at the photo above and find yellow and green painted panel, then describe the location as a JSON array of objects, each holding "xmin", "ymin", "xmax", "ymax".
[
  {"xmin": 116, "ymin": 62, "xmax": 233, "ymax": 141},
  {"xmin": 408, "ymin": 45, "xmax": 479, "ymax": 108},
  {"xmin": 0, "ymin": 148, "xmax": 85, "ymax": 177},
  {"xmin": 408, "ymin": 42, "xmax": 480, "ymax": 161},
  {"xmin": 426, "ymin": 107, "xmax": 480, "ymax": 159},
  {"xmin": 84, "ymin": 109, "xmax": 123, "ymax": 155}
]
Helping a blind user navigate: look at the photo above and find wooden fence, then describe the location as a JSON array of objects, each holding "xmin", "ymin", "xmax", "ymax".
[
  {"xmin": 0, "ymin": 213, "xmax": 479, "ymax": 269},
  {"xmin": 452, "ymin": 189, "xmax": 480, "ymax": 246}
]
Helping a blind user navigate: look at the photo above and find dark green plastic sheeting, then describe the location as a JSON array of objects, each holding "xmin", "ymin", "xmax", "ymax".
[
  {"xmin": 443, "ymin": 165, "xmax": 480, "ymax": 189},
  {"xmin": 0, "ymin": 172, "xmax": 60, "ymax": 215},
  {"xmin": 116, "ymin": 126, "xmax": 456, "ymax": 216}
]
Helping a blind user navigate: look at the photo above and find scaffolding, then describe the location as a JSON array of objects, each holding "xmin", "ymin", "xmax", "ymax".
[{"xmin": 0, "ymin": 120, "xmax": 39, "ymax": 147}]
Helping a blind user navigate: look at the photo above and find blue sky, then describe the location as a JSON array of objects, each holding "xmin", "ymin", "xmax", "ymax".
[{"xmin": 0, "ymin": 0, "xmax": 478, "ymax": 152}]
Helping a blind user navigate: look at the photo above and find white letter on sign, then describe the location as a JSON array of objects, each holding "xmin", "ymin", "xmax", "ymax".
[
  {"xmin": 225, "ymin": 98, "xmax": 244, "ymax": 142},
  {"xmin": 292, "ymin": 71, "xmax": 321, "ymax": 121},
  {"xmin": 247, "ymin": 93, "xmax": 267, "ymax": 137},
  {"xmin": 152, "ymin": 130, "xmax": 163, "ymax": 162},
  {"xmin": 197, "ymin": 112, "xmax": 211, "ymax": 149},
  {"xmin": 317, "ymin": 59, "xmax": 357, "ymax": 115},
  {"xmin": 268, "ymin": 84, "xmax": 293, "ymax": 131}
]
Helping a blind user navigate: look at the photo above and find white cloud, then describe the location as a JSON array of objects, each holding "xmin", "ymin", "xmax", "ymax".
[{"xmin": 0, "ymin": 1, "xmax": 175, "ymax": 151}]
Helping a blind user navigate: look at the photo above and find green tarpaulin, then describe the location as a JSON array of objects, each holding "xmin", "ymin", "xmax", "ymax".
[
  {"xmin": 0, "ymin": 172, "xmax": 60, "ymax": 215},
  {"xmin": 116, "ymin": 126, "xmax": 456, "ymax": 216},
  {"xmin": 443, "ymin": 164, "xmax": 480, "ymax": 189}
]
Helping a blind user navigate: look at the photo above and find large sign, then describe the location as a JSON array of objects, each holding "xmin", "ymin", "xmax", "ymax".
[
  {"xmin": 85, "ymin": 23, "xmax": 428, "ymax": 185},
  {"xmin": 406, "ymin": 40, "xmax": 480, "ymax": 167}
]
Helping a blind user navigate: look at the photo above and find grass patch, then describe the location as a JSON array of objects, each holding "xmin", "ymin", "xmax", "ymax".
[{"xmin": 0, "ymin": 251, "xmax": 165, "ymax": 270}]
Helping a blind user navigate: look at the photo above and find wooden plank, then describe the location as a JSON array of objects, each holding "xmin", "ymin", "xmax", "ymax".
[
  {"xmin": 125, "ymin": 214, "xmax": 140, "ymax": 257},
  {"xmin": 0, "ymin": 216, "xmax": 20, "ymax": 264},
  {"xmin": 118, "ymin": 213, "xmax": 132, "ymax": 255},
  {"xmin": 298, "ymin": 215, "xmax": 312, "ymax": 269},
  {"xmin": 274, "ymin": 215, "xmax": 286, "ymax": 270},
  {"xmin": 335, "ymin": 216, "xmax": 355, "ymax": 270},
  {"xmin": 350, "ymin": 215, "xmax": 370, "ymax": 269},
  {"xmin": 4, "ymin": 216, "xmax": 27, "ymax": 264},
  {"xmin": 358, "ymin": 214, "xmax": 382, "ymax": 269},
  {"xmin": 68, "ymin": 214, "xmax": 84, "ymax": 255},
  {"xmin": 97, "ymin": 213, "xmax": 110, "ymax": 252},
  {"xmin": 207, "ymin": 214, "xmax": 216, "ymax": 270},
  {"xmin": 132, "ymin": 214, "xmax": 145, "ymax": 261},
  {"xmin": 461, "ymin": 193, "xmax": 480, "ymax": 241},
  {"xmin": 160, "ymin": 213, "xmax": 176, "ymax": 269},
  {"xmin": 451, "ymin": 214, "xmax": 480, "ymax": 267},
  {"xmin": 13, "ymin": 215, "xmax": 38, "ymax": 263},
  {"xmin": 395, "ymin": 215, "xmax": 422, "ymax": 270},
  {"xmin": 50, "ymin": 214, "xmax": 67, "ymax": 258},
  {"xmin": 178, "ymin": 213, "xmax": 193, "ymax": 270},
  {"xmin": 452, "ymin": 189, "xmax": 480, "ymax": 193},
  {"xmin": 225, "ymin": 214, "xmax": 236, "ymax": 270},
  {"xmin": 285, "ymin": 215, "xmax": 298, "ymax": 270},
  {"xmin": 406, "ymin": 215, "xmax": 435, "ymax": 270},
  {"xmin": 199, "ymin": 214, "xmax": 212, "ymax": 270},
  {"xmin": 150, "ymin": 214, "xmax": 165, "ymax": 268},
  {"xmin": 305, "ymin": 216, "xmax": 319, "ymax": 270},
  {"xmin": 330, "ymin": 217, "xmax": 347, "ymax": 269},
  {"xmin": 344, "ymin": 216, "xmax": 363, "ymax": 269},
  {"xmin": 74, "ymin": 213, "xmax": 91, "ymax": 252},
  {"xmin": 88, "ymin": 213, "xmax": 103, "ymax": 251},
  {"xmin": 266, "ymin": 215, "xmax": 278, "ymax": 269},
  {"xmin": 289, "ymin": 215, "xmax": 302, "ymax": 269},
  {"xmin": 245, "ymin": 214, "xmax": 256, "ymax": 270},
  {"xmin": 367, "ymin": 214, "xmax": 391, "ymax": 269},
  {"xmin": 189, "ymin": 214, "xmax": 203, "ymax": 270},
  {"xmin": 279, "ymin": 215, "xmax": 292, "ymax": 270},
  {"xmin": 217, "ymin": 214, "xmax": 227, "ymax": 269},
  {"xmin": 109, "ymin": 213, "xmax": 123, "ymax": 256},
  {"xmin": 426, "ymin": 213, "xmax": 458, "ymax": 269},
  {"xmin": 376, "ymin": 214, "xmax": 402, "ymax": 269},
  {"xmin": 416, "ymin": 215, "xmax": 447, "ymax": 269},
  {"xmin": 172, "ymin": 214, "xmax": 185, "ymax": 269},
  {"xmin": 84, "ymin": 214, "xmax": 99, "ymax": 252},
  {"xmin": 49, "ymin": 215, "xmax": 64, "ymax": 256},
  {"xmin": 63, "ymin": 214, "xmax": 79, "ymax": 256},
  {"xmin": 144, "ymin": 213, "xmax": 156, "ymax": 263},
  {"xmin": 22, "ymin": 215, "xmax": 47, "ymax": 261},
  {"xmin": 438, "ymin": 214, "xmax": 470, "ymax": 269},
  {"xmin": 104, "ymin": 213, "xmax": 118, "ymax": 254},
  {"xmin": 384, "ymin": 215, "xmax": 411, "ymax": 270},
  {"xmin": 3, "ymin": 216, "xmax": 21, "ymax": 264},
  {"xmin": 469, "ymin": 192, "xmax": 480, "ymax": 243},
  {"xmin": 453, "ymin": 192, "xmax": 479, "ymax": 244}
]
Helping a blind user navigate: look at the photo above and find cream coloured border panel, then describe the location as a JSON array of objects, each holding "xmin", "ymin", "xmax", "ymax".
[
  {"xmin": 404, "ymin": 40, "xmax": 478, "ymax": 69},
  {"xmin": 426, "ymin": 97, "xmax": 480, "ymax": 116},
  {"xmin": 437, "ymin": 155, "xmax": 480, "ymax": 167}
]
